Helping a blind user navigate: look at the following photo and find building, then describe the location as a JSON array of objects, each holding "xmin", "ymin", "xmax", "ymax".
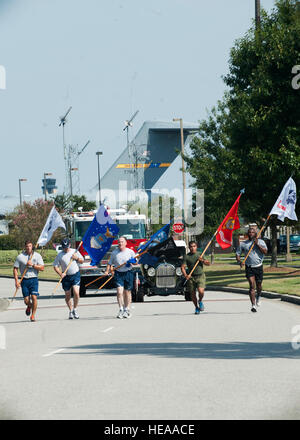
[
  {"xmin": 42, "ymin": 178, "xmax": 58, "ymax": 197},
  {"xmin": 92, "ymin": 120, "xmax": 198, "ymax": 205}
]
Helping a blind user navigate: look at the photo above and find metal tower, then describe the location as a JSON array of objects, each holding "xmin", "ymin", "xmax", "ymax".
[
  {"xmin": 67, "ymin": 140, "xmax": 90, "ymax": 196},
  {"xmin": 59, "ymin": 106, "xmax": 72, "ymax": 194}
]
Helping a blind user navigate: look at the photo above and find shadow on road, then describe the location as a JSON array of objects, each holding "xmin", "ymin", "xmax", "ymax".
[{"xmin": 64, "ymin": 341, "xmax": 300, "ymax": 360}]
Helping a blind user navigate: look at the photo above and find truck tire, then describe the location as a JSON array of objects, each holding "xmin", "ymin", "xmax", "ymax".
[
  {"xmin": 79, "ymin": 279, "xmax": 87, "ymax": 297},
  {"xmin": 132, "ymin": 285, "xmax": 145, "ymax": 303},
  {"xmin": 132, "ymin": 289, "xmax": 137, "ymax": 303},
  {"xmin": 136, "ymin": 286, "xmax": 145, "ymax": 302}
]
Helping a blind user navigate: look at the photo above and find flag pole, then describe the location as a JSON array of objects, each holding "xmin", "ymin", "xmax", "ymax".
[
  {"xmin": 183, "ymin": 230, "xmax": 218, "ymax": 283},
  {"xmin": 52, "ymin": 241, "xmax": 83, "ymax": 296},
  {"xmin": 187, "ymin": 189, "xmax": 245, "ymax": 279},
  {"xmin": 241, "ymin": 214, "xmax": 271, "ymax": 266}
]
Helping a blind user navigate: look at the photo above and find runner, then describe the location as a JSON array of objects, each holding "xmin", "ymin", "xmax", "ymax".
[
  {"xmin": 53, "ymin": 238, "xmax": 84, "ymax": 320},
  {"xmin": 13, "ymin": 240, "xmax": 45, "ymax": 322},
  {"xmin": 236, "ymin": 227, "xmax": 268, "ymax": 312},
  {"xmin": 181, "ymin": 240, "xmax": 210, "ymax": 314},
  {"xmin": 104, "ymin": 236, "xmax": 136, "ymax": 319}
]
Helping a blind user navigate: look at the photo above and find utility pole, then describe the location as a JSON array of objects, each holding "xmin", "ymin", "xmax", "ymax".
[
  {"xmin": 255, "ymin": 0, "xmax": 261, "ymax": 30},
  {"xmin": 96, "ymin": 151, "xmax": 103, "ymax": 206},
  {"xmin": 173, "ymin": 118, "xmax": 189, "ymax": 246}
]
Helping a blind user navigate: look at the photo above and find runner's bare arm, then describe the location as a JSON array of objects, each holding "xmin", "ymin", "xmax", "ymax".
[
  {"xmin": 13, "ymin": 267, "xmax": 20, "ymax": 288},
  {"xmin": 53, "ymin": 265, "xmax": 65, "ymax": 278}
]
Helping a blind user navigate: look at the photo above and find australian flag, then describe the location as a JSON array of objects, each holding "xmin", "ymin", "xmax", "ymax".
[{"xmin": 82, "ymin": 205, "xmax": 119, "ymax": 266}]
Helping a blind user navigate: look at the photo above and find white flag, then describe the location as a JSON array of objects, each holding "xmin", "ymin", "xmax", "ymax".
[
  {"xmin": 270, "ymin": 177, "xmax": 297, "ymax": 222},
  {"xmin": 37, "ymin": 206, "xmax": 66, "ymax": 246}
]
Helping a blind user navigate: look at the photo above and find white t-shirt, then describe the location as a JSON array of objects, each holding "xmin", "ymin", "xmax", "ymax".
[
  {"xmin": 14, "ymin": 251, "xmax": 44, "ymax": 279},
  {"xmin": 108, "ymin": 247, "xmax": 136, "ymax": 272},
  {"xmin": 53, "ymin": 249, "xmax": 83, "ymax": 276}
]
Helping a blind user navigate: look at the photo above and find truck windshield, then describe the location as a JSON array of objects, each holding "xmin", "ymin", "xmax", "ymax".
[
  {"xmin": 75, "ymin": 221, "xmax": 92, "ymax": 241},
  {"xmin": 74, "ymin": 220, "xmax": 146, "ymax": 241},
  {"xmin": 115, "ymin": 221, "xmax": 146, "ymax": 239}
]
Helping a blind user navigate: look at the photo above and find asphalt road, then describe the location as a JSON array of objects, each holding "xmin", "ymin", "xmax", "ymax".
[{"xmin": 0, "ymin": 278, "xmax": 300, "ymax": 420}]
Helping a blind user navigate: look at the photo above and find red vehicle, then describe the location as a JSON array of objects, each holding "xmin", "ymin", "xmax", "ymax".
[{"xmin": 64, "ymin": 208, "xmax": 147, "ymax": 295}]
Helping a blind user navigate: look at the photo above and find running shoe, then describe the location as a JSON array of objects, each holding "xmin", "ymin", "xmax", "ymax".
[
  {"xmin": 123, "ymin": 309, "xmax": 131, "ymax": 319},
  {"xmin": 69, "ymin": 311, "xmax": 74, "ymax": 320},
  {"xmin": 199, "ymin": 301, "xmax": 205, "ymax": 312},
  {"xmin": 72, "ymin": 309, "xmax": 79, "ymax": 319},
  {"xmin": 251, "ymin": 304, "xmax": 257, "ymax": 313},
  {"xmin": 30, "ymin": 314, "xmax": 35, "ymax": 322},
  {"xmin": 25, "ymin": 305, "xmax": 31, "ymax": 316},
  {"xmin": 195, "ymin": 307, "xmax": 200, "ymax": 315},
  {"xmin": 117, "ymin": 309, "xmax": 124, "ymax": 319}
]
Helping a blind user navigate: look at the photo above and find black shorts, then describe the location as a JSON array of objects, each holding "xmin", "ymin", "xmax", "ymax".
[{"xmin": 245, "ymin": 265, "xmax": 263, "ymax": 283}]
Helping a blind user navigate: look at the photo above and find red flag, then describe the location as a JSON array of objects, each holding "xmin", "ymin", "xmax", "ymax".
[{"xmin": 216, "ymin": 194, "xmax": 241, "ymax": 249}]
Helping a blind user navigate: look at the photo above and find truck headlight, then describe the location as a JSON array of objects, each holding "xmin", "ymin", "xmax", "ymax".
[
  {"xmin": 147, "ymin": 267, "xmax": 156, "ymax": 277},
  {"xmin": 175, "ymin": 267, "xmax": 182, "ymax": 276}
]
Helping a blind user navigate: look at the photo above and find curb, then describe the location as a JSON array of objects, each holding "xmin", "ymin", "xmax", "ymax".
[
  {"xmin": 207, "ymin": 285, "xmax": 299, "ymax": 306},
  {"xmin": 280, "ymin": 295, "xmax": 300, "ymax": 306},
  {"xmin": 0, "ymin": 275, "xmax": 57, "ymax": 283}
]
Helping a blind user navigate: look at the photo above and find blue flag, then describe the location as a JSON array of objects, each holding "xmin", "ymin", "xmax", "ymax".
[
  {"xmin": 138, "ymin": 223, "xmax": 170, "ymax": 265},
  {"xmin": 82, "ymin": 205, "xmax": 119, "ymax": 266}
]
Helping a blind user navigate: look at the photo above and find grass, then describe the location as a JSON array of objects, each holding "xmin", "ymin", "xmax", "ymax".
[
  {"xmin": 0, "ymin": 263, "xmax": 59, "ymax": 280},
  {"xmin": 0, "ymin": 249, "xmax": 57, "ymax": 264},
  {"xmin": 205, "ymin": 262, "xmax": 300, "ymax": 296},
  {"xmin": 0, "ymin": 249, "xmax": 60, "ymax": 281}
]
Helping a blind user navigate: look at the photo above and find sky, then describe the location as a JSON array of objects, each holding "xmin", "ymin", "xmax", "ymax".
[{"xmin": 0, "ymin": 0, "xmax": 276, "ymax": 213}]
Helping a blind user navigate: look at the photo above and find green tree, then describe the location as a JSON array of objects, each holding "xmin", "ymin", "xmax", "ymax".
[
  {"xmin": 185, "ymin": 0, "xmax": 300, "ymax": 266},
  {"xmin": 51, "ymin": 194, "xmax": 96, "ymax": 213},
  {"xmin": 70, "ymin": 195, "xmax": 96, "ymax": 212},
  {"xmin": 7, "ymin": 199, "xmax": 64, "ymax": 249}
]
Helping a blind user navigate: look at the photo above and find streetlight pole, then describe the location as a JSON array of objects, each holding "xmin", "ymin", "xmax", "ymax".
[
  {"xmin": 173, "ymin": 118, "xmax": 188, "ymax": 245},
  {"xmin": 96, "ymin": 151, "xmax": 103, "ymax": 207},
  {"xmin": 19, "ymin": 178, "xmax": 27, "ymax": 207},
  {"xmin": 43, "ymin": 172, "xmax": 52, "ymax": 201}
]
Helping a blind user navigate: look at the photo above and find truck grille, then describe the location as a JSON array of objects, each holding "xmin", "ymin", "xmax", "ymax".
[{"xmin": 156, "ymin": 263, "xmax": 176, "ymax": 288}]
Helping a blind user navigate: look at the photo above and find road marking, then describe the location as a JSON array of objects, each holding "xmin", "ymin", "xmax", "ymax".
[
  {"xmin": 43, "ymin": 348, "xmax": 65, "ymax": 357},
  {"xmin": 102, "ymin": 327, "xmax": 114, "ymax": 333}
]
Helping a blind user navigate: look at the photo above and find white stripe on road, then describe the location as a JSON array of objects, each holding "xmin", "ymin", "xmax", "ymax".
[
  {"xmin": 102, "ymin": 327, "xmax": 114, "ymax": 333},
  {"xmin": 43, "ymin": 348, "xmax": 65, "ymax": 357},
  {"xmin": 43, "ymin": 328, "xmax": 114, "ymax": 357}
]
